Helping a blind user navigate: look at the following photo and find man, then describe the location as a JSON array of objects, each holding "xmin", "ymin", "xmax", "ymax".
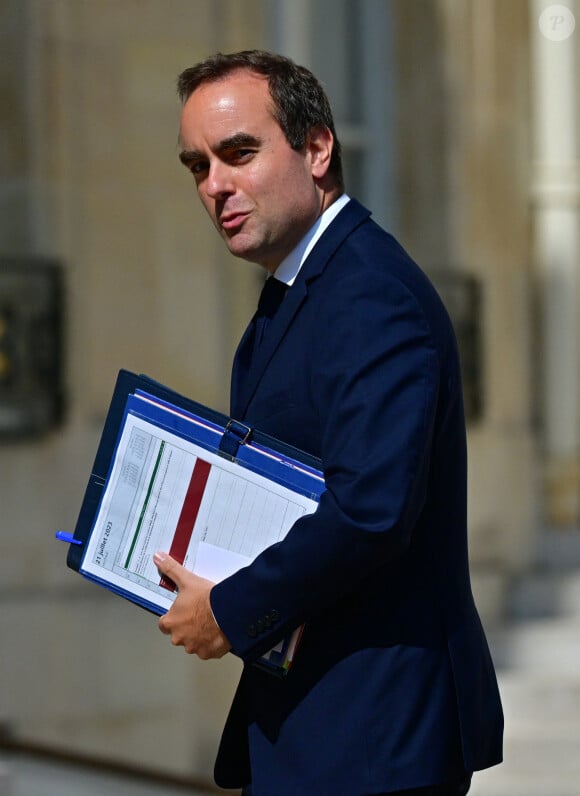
[{"xmin": 154, "ymin": 50, "xmax": 503, "ymax": 795}]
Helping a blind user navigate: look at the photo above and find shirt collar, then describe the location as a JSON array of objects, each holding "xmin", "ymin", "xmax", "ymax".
[{"xmin": 273, "ymin": 194, "xmax": 350, "ymax": 286}]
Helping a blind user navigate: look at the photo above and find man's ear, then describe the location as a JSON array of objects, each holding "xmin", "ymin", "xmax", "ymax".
[{"xmin": 307, "ymin": 125, "xmax": 334, "ymax": 179}]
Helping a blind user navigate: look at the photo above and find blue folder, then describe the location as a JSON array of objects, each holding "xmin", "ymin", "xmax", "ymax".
[{"xmin": 60, "ymin": 369, "xmax": 324, "ymax": 674}]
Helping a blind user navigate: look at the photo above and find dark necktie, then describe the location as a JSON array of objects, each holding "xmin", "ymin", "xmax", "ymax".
[{"xmin": 253, "ymin": 277, "xmax": 288, "ymax": 353}]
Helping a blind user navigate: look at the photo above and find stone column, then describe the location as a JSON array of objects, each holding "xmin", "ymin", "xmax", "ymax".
[
  {"xmin": 435, "ymin": 0, "xmax": 536, "ymax": 619},
  {"xmin": 531, "ymin": 0, "xmax": 580, "ymax": 526}
]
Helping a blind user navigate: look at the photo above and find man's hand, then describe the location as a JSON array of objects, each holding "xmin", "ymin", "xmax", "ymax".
[{"xmin": 154, "ymin": 552, "xmax": 232, "ymax": 659}]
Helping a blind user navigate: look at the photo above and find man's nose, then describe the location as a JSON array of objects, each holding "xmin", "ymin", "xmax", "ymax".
[{"xmin": 206, "ymin": 161, "xmax": 234, "ymax": 198}]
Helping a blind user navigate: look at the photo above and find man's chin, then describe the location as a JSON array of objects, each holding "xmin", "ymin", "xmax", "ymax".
[{"xmin": 223, "ymin": 234, "xmax": 261, "ymax": 264}]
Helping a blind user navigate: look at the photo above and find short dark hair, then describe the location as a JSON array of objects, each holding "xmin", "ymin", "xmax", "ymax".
[{"xmin": 177, "ymin": 50, "xmax": 343, "ymax": 188}]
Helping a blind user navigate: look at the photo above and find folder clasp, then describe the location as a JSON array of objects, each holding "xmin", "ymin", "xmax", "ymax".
[{"xmin": 219, "ymin": 419, "xmax": 253, "ymax": 460}]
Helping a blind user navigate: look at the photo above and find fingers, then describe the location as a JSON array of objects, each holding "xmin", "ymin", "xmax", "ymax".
[
  {"xmin": 153, "ymin": 552, "xmax": 229, "ymax": 658},
  {"xmin": 155, "ymin": 577, "xmax": 230, "ymax": 658},
  {"xmin": 153, "ymin": 551, "xmax": 183, "ymax": 587},
  {"xmin": 158, "ymin": 613, "xmax": 171, "ymax": 636}
]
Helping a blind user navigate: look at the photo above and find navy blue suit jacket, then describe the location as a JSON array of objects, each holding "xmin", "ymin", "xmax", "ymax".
[{"xmin": 210, "ymin": 199, "xmax": 503, "ymax": 794}]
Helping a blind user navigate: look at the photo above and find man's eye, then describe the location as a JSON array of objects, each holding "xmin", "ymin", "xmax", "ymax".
[
  {"xmin": 191, "ymin": 161, "xmax": 208, "ymax": 175},
  {"xmin": 232, "ymin": 149, "xmax": 254, "ymax": 162}
]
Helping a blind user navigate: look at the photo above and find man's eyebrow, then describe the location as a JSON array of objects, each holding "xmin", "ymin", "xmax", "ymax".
[
  {"xmin": 178, "ymin": 132, "xmax": 262, "ymax": 166},
  {"xmin": 179, "ymin": 148, "xmax": 202, "ymax": 166},
  {"xmin": 217, "ymin": 132, "xmax": 262, "ymax": 151}
]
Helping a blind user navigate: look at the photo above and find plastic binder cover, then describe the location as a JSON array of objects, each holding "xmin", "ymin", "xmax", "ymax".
[{"xmin": 65, "ymin": 370, "xmax": 325, "ymax": 674}]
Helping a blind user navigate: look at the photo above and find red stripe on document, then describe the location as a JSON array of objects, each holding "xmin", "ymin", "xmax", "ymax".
[{"xmin": 160, "ymin": 457, "xmax": 212, "ymax": 592}]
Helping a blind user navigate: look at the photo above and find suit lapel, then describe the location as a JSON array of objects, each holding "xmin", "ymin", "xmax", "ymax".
[
  {"xmin": 230, "ymin": 199, "xmax": 372, "ymax": 420},
  {"xmin": 230, "ymin": 318, "xmax": 256, "ymax": 417},
  {"xmin": 233, "ymin": 279, "xmax": 307, "ymax": 417}
]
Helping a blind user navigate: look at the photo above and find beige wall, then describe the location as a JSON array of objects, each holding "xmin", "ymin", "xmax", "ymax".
[{"xmin": 29, "ymin": 0, "xmax": 266, "ymax": 413}]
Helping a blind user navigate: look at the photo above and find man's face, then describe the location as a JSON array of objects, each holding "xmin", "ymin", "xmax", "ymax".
[{"xmin": 179, "ymin": 71, "xmax": 327, "ymax": 272}]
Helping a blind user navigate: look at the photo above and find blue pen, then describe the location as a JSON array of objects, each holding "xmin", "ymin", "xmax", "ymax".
[{"xmin": 55, "ymin": 530, "xmax": 83, "ymax": 546}]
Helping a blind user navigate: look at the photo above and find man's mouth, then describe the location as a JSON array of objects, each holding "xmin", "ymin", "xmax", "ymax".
[{"xmin": 220, "ymin": 211, "xmax": 249, "ymax": 231}]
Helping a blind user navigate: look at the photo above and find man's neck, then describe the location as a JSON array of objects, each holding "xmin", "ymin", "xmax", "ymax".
[{"xmin": 272, "ymin": 193, "xmax": 350, "ymax": 286}]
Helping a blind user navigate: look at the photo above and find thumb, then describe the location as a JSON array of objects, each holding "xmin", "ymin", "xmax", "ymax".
[{"xmin": 153, "ymin": 551, "xmax": 184, "ymax": 587}]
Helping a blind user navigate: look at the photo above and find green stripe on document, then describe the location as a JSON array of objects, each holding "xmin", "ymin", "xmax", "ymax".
[{"xmin": 124, "ymin": 440, "xmax": 165, "ymax": 569}]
